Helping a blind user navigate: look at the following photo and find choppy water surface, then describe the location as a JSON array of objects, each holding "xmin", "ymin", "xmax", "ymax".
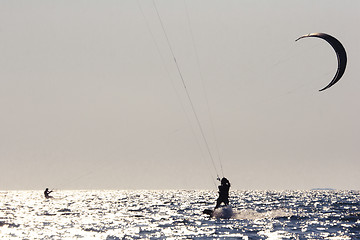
[{"xmin": 1, "ymin": 190, "xmax": 359, "ymax": 239}]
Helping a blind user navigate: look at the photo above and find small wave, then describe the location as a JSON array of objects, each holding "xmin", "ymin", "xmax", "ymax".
[
  {"xmin": 58, "ymin": 208, "xmax": 71, "ymax": 212},
  {"xmin": 106, "ymin": 235, "xmax": 121, "ymax": 240},
  {"xmin": 83, "ymin": 226, "xmax": 106, "ymax": 233},
  {"xmin": 128, "ymin": 207, "xmax": 145, "ymax": 212},
  {"xmin": 61, "ymin": 212, "xmax": 80, "ymax": 216},
  {"xmin": 0, "ymin": 221, "xmax": 20, "ymax": 228},
  {"xmin": 42, "ymin": 213, "xmax": 57, "ymax": 216},
  {"xmin": 325, "ymin": 236, "xmax": 352, "ymax": 240}
]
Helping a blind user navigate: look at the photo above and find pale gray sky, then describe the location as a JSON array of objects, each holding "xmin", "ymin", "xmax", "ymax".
[{"xmin": 0, "ymin": 0, "xmax": 359, "ymax": 190}]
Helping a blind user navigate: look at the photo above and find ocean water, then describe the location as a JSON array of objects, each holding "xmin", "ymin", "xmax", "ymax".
[{"xmin": 0, "ymin": 190, "xmax": 359, "ymax": 239}]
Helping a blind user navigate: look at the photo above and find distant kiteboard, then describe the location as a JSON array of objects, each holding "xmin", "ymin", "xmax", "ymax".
[
  {"xmin": 203, "ymin": 209, "xmax": 214, "ymax": 217},
  {"xmin": 203, "ymin": 206, "xmax": 233, "ymax": 219}
]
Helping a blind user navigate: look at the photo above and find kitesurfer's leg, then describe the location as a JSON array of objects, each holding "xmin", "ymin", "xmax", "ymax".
[{"xmin": 215, "ymin": 198, "xmax": 222, "ymax": 209}]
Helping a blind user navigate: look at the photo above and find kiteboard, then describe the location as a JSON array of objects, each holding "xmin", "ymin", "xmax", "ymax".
[
  {"xmin": 203, "ymin": 206, "xmax": 233, "ymax": 219},
  {"xmin": 203, "ymin": 209, "xmax": 214, "ymax": 217}
]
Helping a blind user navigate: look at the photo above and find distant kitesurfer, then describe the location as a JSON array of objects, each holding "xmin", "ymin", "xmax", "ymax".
[
  {"xmin": 44, "ymin": 188, "xmax": 53, "ymax": 199},
  {"xmin": 215, "ymin": 177, "xmax": 230, "ymax": 209}
]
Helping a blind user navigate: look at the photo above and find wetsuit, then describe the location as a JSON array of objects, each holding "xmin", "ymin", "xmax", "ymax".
[
  {"xmin": 44, "ymin": 189, "xmax": 52, "ymax": 199},
  {"xmin": 215, "ymin": 178, "xmax": 230, "ymax": 209}
]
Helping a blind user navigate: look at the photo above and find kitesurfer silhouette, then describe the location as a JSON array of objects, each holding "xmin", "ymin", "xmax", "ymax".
[
  {"xmin": 215, "ymin": 177, "xmax": 230, "ymax": 209},
  {"xmin": 44, "ymin": 188, "xmax": 53, "ymax": 199}
]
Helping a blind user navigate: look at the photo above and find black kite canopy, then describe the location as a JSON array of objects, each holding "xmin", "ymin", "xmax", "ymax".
[{"xmin": 296, "ymin": 33, "xmax": 347, "ymax": 91}]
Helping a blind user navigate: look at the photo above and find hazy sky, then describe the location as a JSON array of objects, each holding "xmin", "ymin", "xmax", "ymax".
[{"xmin": 1, "ymin": 0, "xmax": 359, "ymax": 190}]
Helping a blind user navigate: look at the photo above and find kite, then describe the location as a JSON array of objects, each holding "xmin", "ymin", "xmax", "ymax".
[{"xmin": 296, "ymin": 33, "xmax": 347, "ymax": 91}]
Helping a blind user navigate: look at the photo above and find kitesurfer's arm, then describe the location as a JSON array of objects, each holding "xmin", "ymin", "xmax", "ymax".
[{"xmin": 223, "ymin": 178, "xmax": 230, "ymax": 186}]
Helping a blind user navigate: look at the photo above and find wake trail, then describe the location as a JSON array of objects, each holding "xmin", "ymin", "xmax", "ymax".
[{"xmin": 211, "ymin": 206, "xmax": 294, "ymax": 220}]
